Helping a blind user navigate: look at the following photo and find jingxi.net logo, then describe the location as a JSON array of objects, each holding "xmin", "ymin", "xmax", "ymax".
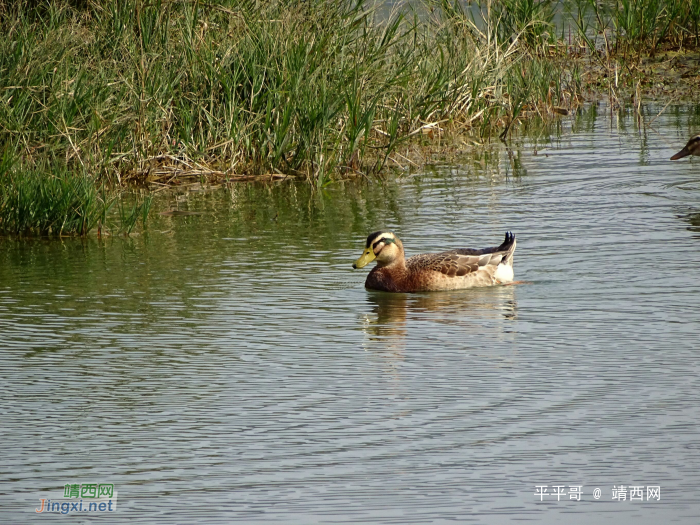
[{"xmin": 36, "ymin": 483, "xmax": 118, "ymax": 514}]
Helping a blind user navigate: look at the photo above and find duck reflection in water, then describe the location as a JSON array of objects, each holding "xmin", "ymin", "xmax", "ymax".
[
  {"xmin": 679, "ymin": 211, "xmax": 700, "ymax": 234},
  {"xmin": 361, "ymin": 287, "xmax": 518, "ymax": 361}
]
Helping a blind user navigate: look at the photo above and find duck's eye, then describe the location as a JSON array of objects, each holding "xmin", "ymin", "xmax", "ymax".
[{"xmin": 372, "ymin": 237, "xmax": 395, "ymax": 254}]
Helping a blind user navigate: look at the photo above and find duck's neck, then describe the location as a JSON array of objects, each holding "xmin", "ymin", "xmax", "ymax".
[{"xmin": 376, "ymin": 254, "xmax": 406, "ymax": 271}]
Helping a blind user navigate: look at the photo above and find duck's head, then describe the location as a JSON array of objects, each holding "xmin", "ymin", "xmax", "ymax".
[
  {"xmin": 671, "ymin": 134, "xmax": 700, "ymax": 160},
  {"xmin": 353, "ymin": 231, "xmax": 404, "ymax": 269}
]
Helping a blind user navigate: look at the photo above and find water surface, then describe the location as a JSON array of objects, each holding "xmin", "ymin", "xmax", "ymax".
[{"xmin": 1, "ymin": 103, "xmax": 700, "ymax": 523}]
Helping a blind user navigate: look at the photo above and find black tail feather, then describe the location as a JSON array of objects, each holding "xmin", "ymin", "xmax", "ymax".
[{"xmin": 497, "ymin": 231, "xmax": 516, "ymax": 252}]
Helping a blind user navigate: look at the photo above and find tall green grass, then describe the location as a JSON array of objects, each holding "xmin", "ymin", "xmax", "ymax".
[
  {"xmin": 0, "ymin": 161, "xmax": 152, "ymax": 237},
  {"xmin": 566, "ymin": 0, "xmax": 700, "ymax": 57},
  {"xmin": 0, "ymin": 164, "xmax": 103, "ymax": 236},
  {"xmin": 470, "ymin": 0, "xmax": 557, "ymax": 51},
  {"xmin": 0, "ymin": 0, "xmax": 580, "ymax": 191}
]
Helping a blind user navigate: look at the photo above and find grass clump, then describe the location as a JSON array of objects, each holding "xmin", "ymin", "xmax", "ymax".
[
  {"xmin": 566, "ymin": 0, "xmax": 700, "ymax": 57},
  {"xmin": 0, "ymin": 162, "xmax": 103, "ymax": 236},
  {"xmin": 0, "ymin": 144, "xmax": 152, "ymax": 237},
  {"xmin": 0, "ymin": 160, "xmax": 154, "ymax": 237}
]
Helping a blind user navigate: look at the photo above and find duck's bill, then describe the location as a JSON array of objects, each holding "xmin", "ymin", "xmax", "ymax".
[
  {"xmin": 353, "ymin": 248, "xmax": 376, "ymax": 269},
  {"xmin": 671, "ymin": 147, "xmax": 690, "ymax": 160}
]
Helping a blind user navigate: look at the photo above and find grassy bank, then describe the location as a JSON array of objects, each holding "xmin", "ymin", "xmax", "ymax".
[
  {"xmin": 0, "ymin": 1, "xmax": 583, "ymax": 186},
  {"xmin": 0, "ymin": 0, "xmax": 699, "ymax": 236}
]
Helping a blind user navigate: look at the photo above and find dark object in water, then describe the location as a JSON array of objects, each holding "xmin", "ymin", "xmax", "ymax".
[
  {"xmin": 159, "ymin": 210, "xmax": 204, "ymax": 216},
  {"xmin": 670, "ymin": 134, "xmax": 700, "ymax": 160}
]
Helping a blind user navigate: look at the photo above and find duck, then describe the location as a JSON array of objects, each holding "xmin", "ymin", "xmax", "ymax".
[
  {"xmin": 352, "ymin": 231, "xmax": 516, "ymax": 292},
  {"xmin": 670, "ymin": 134, "xmax": 700, "ymax": 160}
]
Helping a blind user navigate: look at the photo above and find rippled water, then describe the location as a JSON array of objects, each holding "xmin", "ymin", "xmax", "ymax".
[{"xmin": 1, "ymin": 104, "xmax": 700, "ymax": 523}]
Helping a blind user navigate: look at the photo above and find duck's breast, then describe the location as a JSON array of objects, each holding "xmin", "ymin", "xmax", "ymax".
[{"xmin": 365, "ymin": 267, "xmax": 403, "ymax": 292}]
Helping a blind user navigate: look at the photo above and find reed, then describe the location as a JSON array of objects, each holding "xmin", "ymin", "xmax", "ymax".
[{"xmin": 116, "ymin": 193, "xmax": 152, "ymax": 235}]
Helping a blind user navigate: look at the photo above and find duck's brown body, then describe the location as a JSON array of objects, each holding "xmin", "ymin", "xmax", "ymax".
[{"xmin": 353, "ymin": 231, "xmax": 516, "ymax": 293}]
